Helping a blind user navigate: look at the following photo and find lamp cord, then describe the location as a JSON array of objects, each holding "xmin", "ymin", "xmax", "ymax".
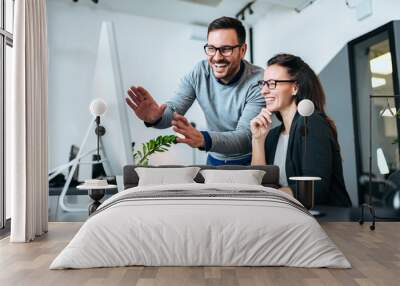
[
  {"xmin": 303, "ymin": 117, "xmax": 308, "ymax": 173},
  {"xmin": 96, "ymin": 116, "xmax": 100, "ymax": 159}
]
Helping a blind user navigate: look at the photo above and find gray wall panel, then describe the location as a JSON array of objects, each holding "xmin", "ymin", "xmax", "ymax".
[{"xmin": 319, "ymin": 47, "xmax": 359, "ymax": 206}]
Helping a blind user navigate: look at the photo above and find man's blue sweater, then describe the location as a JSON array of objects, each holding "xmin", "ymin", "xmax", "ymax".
[{"xmin": 150, "ymin": 59, "xmax": 264, "ymax": 161}]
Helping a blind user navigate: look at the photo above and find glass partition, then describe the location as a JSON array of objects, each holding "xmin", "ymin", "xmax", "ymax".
[{"xmin": 349, "ymin": 23, "xmax": 400, "ymax": 218}]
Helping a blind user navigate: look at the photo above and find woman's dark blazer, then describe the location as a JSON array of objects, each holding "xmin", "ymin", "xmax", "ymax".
[{"xmin": 264, "ymin": 112, "xmax": 352, "ymax": 207}]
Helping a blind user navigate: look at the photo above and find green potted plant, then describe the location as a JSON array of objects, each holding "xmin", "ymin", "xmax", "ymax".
[{"xmin": 133, "ymin": 135, "xmax": 178, "ymax": 166}]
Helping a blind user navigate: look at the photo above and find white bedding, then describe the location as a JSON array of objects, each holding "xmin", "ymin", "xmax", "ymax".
[{"xmin": 50, "ymin": 183, "xmax": 351, "ymax": 269}]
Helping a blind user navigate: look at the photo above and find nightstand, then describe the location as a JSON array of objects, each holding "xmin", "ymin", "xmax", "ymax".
[
  {"xmin": 289, "ymin": 176, "xmax": 321, "ymax": 211},
  {"xmin": 77, "ymin": 184, "xmax": 117, "ymax": 215}
]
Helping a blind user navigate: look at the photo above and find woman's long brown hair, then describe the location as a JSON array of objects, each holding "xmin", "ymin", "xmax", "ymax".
[{"xmin": 267, "ymin": 53, "xmax": 338, "ymax": 140}]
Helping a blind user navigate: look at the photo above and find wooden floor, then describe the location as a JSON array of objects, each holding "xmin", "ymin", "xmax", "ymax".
[{"xmin": 0, "ymin": 222, "xmax": 399, "ymax": 286}]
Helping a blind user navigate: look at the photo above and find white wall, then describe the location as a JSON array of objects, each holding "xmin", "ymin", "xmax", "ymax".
[
  {"xmin": 47, "ymin": 1, "xmax": 207, "ymax": 177},
  {"xmin": 253, "ymin": 0, "xmax": 400, "ymax": 73}
]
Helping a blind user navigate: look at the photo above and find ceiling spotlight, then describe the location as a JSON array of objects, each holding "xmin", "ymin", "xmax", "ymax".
[{"xmin": 236, "ymin": 1, "xmax": 255, "ymax": 21}]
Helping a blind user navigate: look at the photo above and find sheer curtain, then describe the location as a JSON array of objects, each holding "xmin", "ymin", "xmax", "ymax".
[{"xmin": 8, "ymin": 0, "xmax": 48, "ymax": 242}]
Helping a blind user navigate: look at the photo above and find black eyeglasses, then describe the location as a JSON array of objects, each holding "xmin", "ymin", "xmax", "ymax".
[
  {"xmin": 204, "ymin": 44, "xmax": 242, "ymax": 56},
  {"xmin": 257, "ymin": 79, "xmax": 297, "ymax": 90}
]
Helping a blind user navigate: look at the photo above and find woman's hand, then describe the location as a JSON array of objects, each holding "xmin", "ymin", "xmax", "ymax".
[{"xmin": 250, "ymin": 108, "xmax": 272, "ymax": 140}]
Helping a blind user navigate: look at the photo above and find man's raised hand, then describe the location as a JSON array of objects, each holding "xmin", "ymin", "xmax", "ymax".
[
  {"xmin": 171, "ymin": 112, "xmax": 205, "ymax": 148},
  {"xmin": 126, "ymin": 86, "xmax": 167, "ymax": 124}
]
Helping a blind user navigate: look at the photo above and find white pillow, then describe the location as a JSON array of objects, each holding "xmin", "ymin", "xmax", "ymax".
[
  {"xmin": 135, "ymin": 167, "xmax": 201, "ymax": 186},
  {"xmin": 200, "ymin": 169, "xmax": 266, "ymax": 185}
]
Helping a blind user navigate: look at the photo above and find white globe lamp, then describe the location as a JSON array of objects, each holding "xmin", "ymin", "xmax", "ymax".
[
  {"xmin": 298, "ymin": 99, "xmax": 314, "ymax": 117},
  {"xmin": 89, "ymin": 98, "xmax": 108, "ymax": 116}
]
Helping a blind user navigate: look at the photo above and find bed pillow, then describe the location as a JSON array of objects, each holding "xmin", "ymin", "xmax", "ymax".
[
  {"xmin": 135, "ymin": 167, "xmax": 201, "ymax": 186},
  {"xmin": 200, "ymin": 169, "xmax": 266, "ymax": 185}
]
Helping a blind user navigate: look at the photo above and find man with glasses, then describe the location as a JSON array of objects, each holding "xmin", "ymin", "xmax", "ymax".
[{"xmin": 126, "ymin": 17, "xmax": 264, "ymax": 165}]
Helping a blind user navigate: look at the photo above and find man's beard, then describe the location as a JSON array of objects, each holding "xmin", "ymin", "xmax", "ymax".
[
  {"xmin": 212, "ymin": 59, "xmax": 230, "ymax": 66},
  {"xmin": 211, "ymin": 59, "xmax": 231, "ymax": 78}
]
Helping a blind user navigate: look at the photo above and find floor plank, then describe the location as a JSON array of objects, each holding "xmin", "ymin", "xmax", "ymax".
[{"xmin": 0, "ymin": 222, "xmax": 399, "ymax": 286}]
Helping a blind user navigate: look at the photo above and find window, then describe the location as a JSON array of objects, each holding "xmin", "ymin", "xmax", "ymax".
[{"xmin": 0, "ymin": 0, "xmax": 14, "ymax": 230}]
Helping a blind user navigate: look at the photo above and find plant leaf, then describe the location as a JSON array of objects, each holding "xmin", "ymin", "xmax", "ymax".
[{"xmin": 132, "ymin": 135, "xmax": 179, "ymax": 165}]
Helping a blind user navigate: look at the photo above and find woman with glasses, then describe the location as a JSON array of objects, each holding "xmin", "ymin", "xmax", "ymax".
[{"xmin": 251, "ymin": 54, "xmax": 352, "ymax": 207}]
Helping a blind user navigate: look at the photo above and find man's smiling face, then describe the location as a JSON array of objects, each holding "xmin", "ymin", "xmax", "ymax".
[{"xmin": 206, "ymin": 29, "xmax": 246, "ymax": 84}]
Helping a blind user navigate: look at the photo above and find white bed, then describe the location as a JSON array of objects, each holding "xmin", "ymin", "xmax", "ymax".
[{"xmin": 50, "ymin": 183, "xmax": 351, "ymax": 269}]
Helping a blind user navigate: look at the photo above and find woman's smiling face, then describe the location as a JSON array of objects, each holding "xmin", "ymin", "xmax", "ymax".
[{"xmin": 261, "ymin": 64, "xmax": 298, "ymax": 112}]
